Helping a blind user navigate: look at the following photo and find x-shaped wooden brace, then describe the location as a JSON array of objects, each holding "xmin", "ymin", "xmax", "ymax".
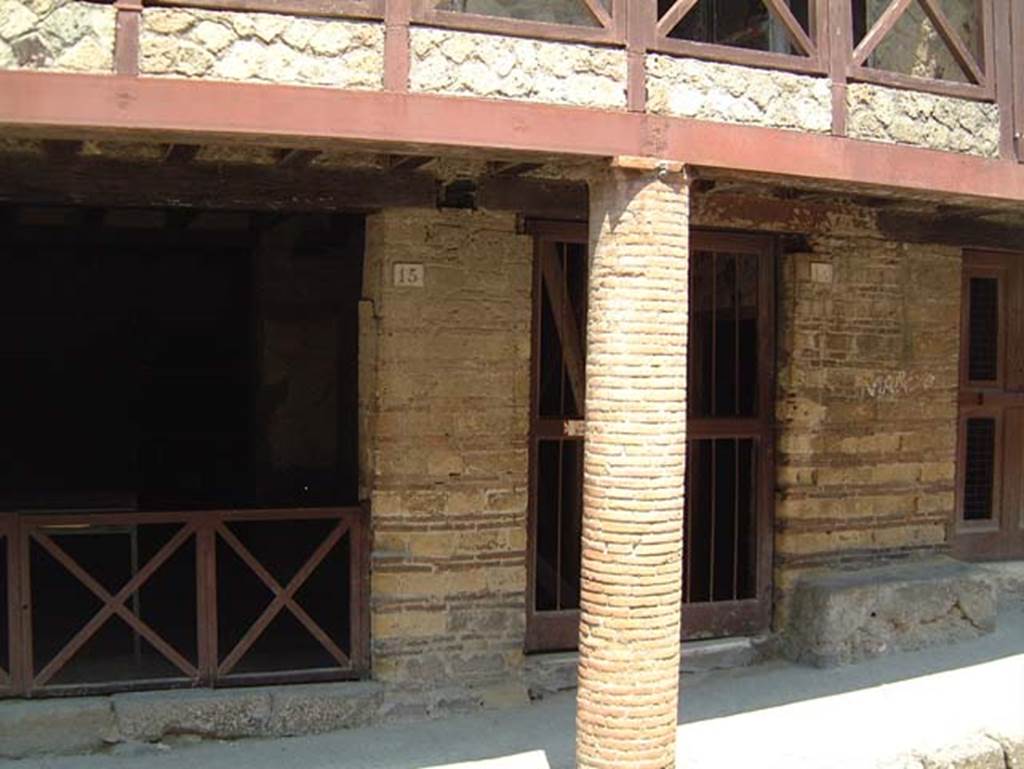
[
  {"xmin": 657, "ymin": 0, "xmax": 816, "ymax": 57},
  {"xmin": 579, "ymin": 0, "xmax": 613, "ymax": 29},
  {"xmin": 434, "ymin": 0, "xmax": 612, "ymax": 29},
  {"xmin": 215, "ymin": 519, "xmax": 350, "ymax": 676},
  {"xmin": 30, "ymin": 523, "xmax": 198, "ymax": 688},
  {"xmin": 851, "ymin": 0, "xmax": 984, "ymax": 84}
]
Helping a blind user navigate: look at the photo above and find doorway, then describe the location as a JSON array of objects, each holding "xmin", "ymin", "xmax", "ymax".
[
  {"xmin": 525, "ymin": 226, "xmax": 776, "ymax": 651},
  {"xmin": 0, "ymin": 206, "xmax": 369, "ymax": 696},
  {"xmin": 955, "ymin": 249, "xmax": 1024, "ymax": 560}
]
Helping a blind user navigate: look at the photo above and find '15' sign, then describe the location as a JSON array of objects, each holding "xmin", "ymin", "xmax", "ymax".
[{"xmin": 393, "ymin": 263, "xmax": 425, "ymax": 288}]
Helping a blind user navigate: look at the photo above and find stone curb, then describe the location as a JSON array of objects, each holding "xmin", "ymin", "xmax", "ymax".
[
  {"xmin": 911, "ymin": 732, "xmax": 1024, "ymax": 769},
  {"xmin": 0, "ymin": 679, "xmax": 510, "ymax": 760}
]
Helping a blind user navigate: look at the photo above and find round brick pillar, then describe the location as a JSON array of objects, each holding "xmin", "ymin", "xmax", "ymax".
[{"xmin": 576, "ymin": 167, "xmax": 689, "ymax": 769}]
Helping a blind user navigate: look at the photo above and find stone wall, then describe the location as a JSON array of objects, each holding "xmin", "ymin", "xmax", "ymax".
[
  {"xmin": 646, "ymin": 54, "xmax": 831, "ymax": 133},
  {"xmin": 0, "ymin": 0, "xmax": 115, "ymax": 73},
  {"xmin": 140, "ymin": 8, "xmax": 384, "ymax": 89},
  {"xmin": 361, "ymin": 208, "xmax": 531, "ymax": 685},
  {"xmin": 847, "ymin": 83, "xmax": 999, "ymax": 158},
  {"xmin": 409, "ymin": 27, "xmax": 627, "ymax": 109}
]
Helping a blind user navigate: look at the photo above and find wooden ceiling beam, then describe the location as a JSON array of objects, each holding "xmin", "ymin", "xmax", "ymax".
[
  {"xmin": 276, "ymin": 148, "xmax": 321, "ymax": 168},
  {"xmin": 387, "ymin": 154, "xmax": 433, "ymax": 171},
  {"xmin": 487, "ymin": 161, "xmax": 544, "ymax": 177},
  {"xmin": 0, "ymin": 155, "xmax": 588, "ymax": 220},
  {"xmin": 163, "ymin": 143, "xmax": 200, "ymax": 164},
  {"xmin": 41, "ymin": 140, "xmax": 82, "ymax": 161}
]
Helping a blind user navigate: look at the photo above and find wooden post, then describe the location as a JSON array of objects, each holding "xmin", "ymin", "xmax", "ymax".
[
  {"xmin": 384, "ymin": 0, "xmax": 411, "ymax": 92},
  {"xmin": 114, "ymin": 0, "xmax": 143, "ymax": 77}
]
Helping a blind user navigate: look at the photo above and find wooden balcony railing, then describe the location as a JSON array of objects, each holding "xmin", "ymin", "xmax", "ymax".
[
  {"xmin": 116, "ymin": 0, "xmax": 1022, "ymax": 163},
  {"xmin": 147, "ymin": 0, "xmax": 383, "ymax": 19},
  {"xmin": 0, "ymin": 507, "xmax": 369, "ymax": 697},
  {"xmin": 410, "ymin": 0, "xmax": 626, "ymax": 45}
]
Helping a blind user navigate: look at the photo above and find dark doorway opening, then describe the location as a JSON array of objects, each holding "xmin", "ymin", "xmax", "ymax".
[{"xmin": 0, "ymin": 206, "xmax": 368, "ymax": 696}]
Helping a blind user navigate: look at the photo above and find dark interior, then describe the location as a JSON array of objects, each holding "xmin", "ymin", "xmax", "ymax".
[
  {"xmin": 0, "ymin": 206, "xmax": 364, "ymax": 687},
  {"xmin": 660, "ymin": 0, "xmax": 810, "ymax": 54},
  {"xmin": 0, "ymin": 207, "xmax": 363, "ymax": 511}
]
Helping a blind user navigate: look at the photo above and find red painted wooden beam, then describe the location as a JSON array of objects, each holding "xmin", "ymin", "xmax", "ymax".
[{"xmin": 1, "ymin": 70, "xmax": 1023, "ymax": 204}]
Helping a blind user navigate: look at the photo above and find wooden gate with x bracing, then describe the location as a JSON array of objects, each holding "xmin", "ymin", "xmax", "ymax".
[{"xmin": 0, "ymin": 507, "xmax": 368, "ymax": 697}]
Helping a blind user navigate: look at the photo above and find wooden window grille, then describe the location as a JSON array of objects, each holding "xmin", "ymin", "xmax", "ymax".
[{"xmin": 963, "ymin": 417, "xmax": 997, "ymax": 521}]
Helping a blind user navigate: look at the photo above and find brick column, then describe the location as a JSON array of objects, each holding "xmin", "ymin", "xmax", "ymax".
[{"xmin": 577, "ymin": 166, "xmax": 689, "ymax": 769}]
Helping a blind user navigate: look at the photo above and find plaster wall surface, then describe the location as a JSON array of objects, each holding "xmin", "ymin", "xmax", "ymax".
[
  {"xmin": 409, "ymin": 27, "xmax": 627, "ymax": 109},
  {"xmin": 847, "ymin": 83, "xmax": 999, "ymax": 158},
  {"xmin": 0, "ymin": 0, "xmax": 115, "ymax": 73},
  {"xmin": 647, "ymin": 54, "xmax": 832, "ymax": 133},
  {"xmin": 140, "ymin": 8, "xmax": 384, "ymax": 89}
]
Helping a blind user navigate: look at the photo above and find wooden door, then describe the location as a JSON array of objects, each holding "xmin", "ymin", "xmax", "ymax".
[
  {"xmin": 526, "ymin": 225, "xmax": 588, "ymax": 652},
  {"xmin": 682, "ymin": 231, "xmax": 775, "ymax": 639},
  {"xmin": 955, "ymin": 250, "xmax": 1024, "ymax": 560},
  {"xmin": 526, "ymin": 226, "xmax": 776, "ymax": 651}
]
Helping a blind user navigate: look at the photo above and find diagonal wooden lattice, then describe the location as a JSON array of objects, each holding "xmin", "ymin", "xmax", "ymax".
[
  {"xmin": 215, "ymin": 519, "xmax": 350, "ymax": 676},
  {"xmin": 433, "ymin": 0, "xmax": 613, "ymax": 28},
  {"xmin": 539, "ymin": 243, "xmax": 585, "ymax": 414},
  {"xmin": 29, "ymin": 524, "xmax": 199, "ymax": 687},
  {"xmin": 657, "ymin": 0, "xmax": 817, "ymax": 56},
  {"xmin": 853, "ymin": 0, "xmax": 984, "ymax": 84}
]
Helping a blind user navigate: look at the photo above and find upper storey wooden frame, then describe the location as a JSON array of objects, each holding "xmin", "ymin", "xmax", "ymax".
[
  {"xmin": 409, "ymin": 0, "xmax": 626, "ymax": 45},
  {"xmin": 148, "ymin": 0, "xmax": 383, "ymax": 20}
]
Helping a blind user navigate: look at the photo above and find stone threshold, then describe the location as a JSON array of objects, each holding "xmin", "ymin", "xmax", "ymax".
[
  {"xmin": 981, "ymin": 560, "xmax": 1024, "ymax": 607},
  {"xmin": 0, "ymin": 635, "xmax": 763, "ymax": 761},
  {"xmin": 0, "ymin": 679, "xmax": 525, "ymax": 760},
  {"xmin": 524, "ymin": 634, "xmax": 765, "ymax": 700}
]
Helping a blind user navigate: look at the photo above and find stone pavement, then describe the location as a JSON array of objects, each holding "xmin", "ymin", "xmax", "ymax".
[{"xmin": 4, "ymin": 606, "xmax": 1022, "ymax": 769}]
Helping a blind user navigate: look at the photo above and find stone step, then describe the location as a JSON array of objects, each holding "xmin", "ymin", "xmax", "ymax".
[
  {"xmin": 524, "ymin": 635, "xmax": 762, "ymax": 700},
  {"xmin": 784, "ymin": 557, "xmax": 997, "ymax": 667},
  {"xmin": 980, "ymin": 560, "xmax": 1024, "ymax": 607}
]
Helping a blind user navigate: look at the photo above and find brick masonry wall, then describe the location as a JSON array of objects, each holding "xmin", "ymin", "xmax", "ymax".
[
  {"xmin": 774, "ymin": 238, "xmax": 961, "ymax": 621},
  {"xmin": 361, "ymin": 207, "xmax": 532, "ymax": 685},
  {"xmin": 140, "ymin": 8, "xmax": 384, "ymax": 89},
  {"xmin": 357, "ymin": 192, "xmax": 963, "ymax": 684},
  {"xmin": 409, "ymin": 27, "xmax": 627, "ymax": 109},
  {"xmin": 694, "ymin": 192, "xmax": 962, "ymax": 630},
  {"xmin": 646, "ymin": 55, "xmax": 832, "ymax": 133},
  {"xmin": 0, "ymin": 0, "xmax": 115, "ymax": 73}
]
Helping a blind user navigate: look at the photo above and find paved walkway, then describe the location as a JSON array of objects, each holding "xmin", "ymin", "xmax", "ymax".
[{"xmin": 7, "ymin": 607, "xmax": 1023, "ymax": 769}]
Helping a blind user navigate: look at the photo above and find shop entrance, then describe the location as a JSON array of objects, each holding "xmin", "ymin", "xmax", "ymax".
[{"xmin": 0, "ymin": 206, "xmax": 369, "ymax": 697}]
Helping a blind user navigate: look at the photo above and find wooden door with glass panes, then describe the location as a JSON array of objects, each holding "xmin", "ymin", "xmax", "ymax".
[{"xmin": 956, "ymin": 251, "xmax": 1024, "ymax": 560}]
